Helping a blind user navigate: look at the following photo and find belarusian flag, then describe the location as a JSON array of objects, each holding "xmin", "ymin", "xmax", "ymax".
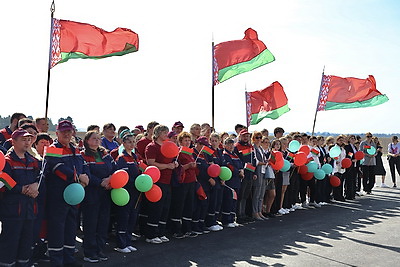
[
  {"xmin": 311, "ymin": 148, "xmax": 320, "ymax": 156},
  {"xmin": 213, "ymin": 28, "xmax": 275, "ymax": 84},
  {"xmin": 180, "ymin": 146, "xmax": 193, "ymax": 155},
  {"xmin": 246, "ymin": 81, "xmax": 290, "ymax": 125},
  {"xmin": 50, "ymin": 19, "xmax": 139, "ymax": 68},
  {"xmin": 244, "ymin": 163, "xmax": 255, "ymax": 172},
  {"xmin": 317, "ymin": 75, "xmax": 388, "ymax": 111},
  {"xmin": 138, "ymin": 161, "xmax": 148, "ymax": 172},
  {"xmin": 201, "ymin": 146, "xmax": 214, "ymax": 156},
  {"xmin": 0, "ymin": 172, "xmax": 16, "ymax": 190},
  {"xmin": 44, "ymin": 146, "xmax": 64, "ymax": 157},
  {"xmin": 240, "ymin": 148, "xmax": 252, "ymax": 156}
]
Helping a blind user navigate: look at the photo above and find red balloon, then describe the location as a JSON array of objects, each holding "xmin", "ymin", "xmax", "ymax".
[
  {"xmin": 271, "ymin": 159, "xmax": 284, "ymax": 170},
  {"xmin": 144, "ymin": 166, "xmax": 161, "ymax": 183},
  {"xmin": 145, "ymin": 184, "xmax": 162, "ymax": 202},
  {"xmin": 341, "ymin": 158, "xmax": 352, "ymax": 169},
  {"xmin": 272, "ymin": 151, "xmax": 283, "ymax": 161},
  {"xmin": 207, "ymin": 164, "xmax": 221, "ymax": 177},
  {"xmin": 299, "ymin": 145, "xmax": 310, "ymax": 155},
  {"xmin": 294, "ymin": 152, "xmax": 307, "ymax": 166},
  {"xmin": 330, "ymin": 175, "xmax": 341, "ymax": 187},
  {"xmin": 354, "ymin": 151, "xmax": 365, "ymax": 161},
  {"xmin": 298, "ymin": 165, "xmax": 308, "ymax": 175},
  {"xmin": 301, "ymin": 172, "xmax": 314, "ymax": 181},
  {"xmin": 0, "ymin": 151, "xmax": 5, "ymax": 171},
  {"xmin": 110, "ymin": 170, "xmax": 129, "ymax": 189},
  {"xmin": 160, "ymin": 141, "xmax": 179, "ymax": 158}
]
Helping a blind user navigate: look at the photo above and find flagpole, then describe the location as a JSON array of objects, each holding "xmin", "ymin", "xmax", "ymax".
[
  {"xmin": 211, "ymin": 37, "xmax": 215, "ymax": 131},
  {"xmin": 311, "ymin": 66, "xmax": 325, "ymax": 136},
  {"xmin": 45, "ymin": 0, "xmax": 55, "ymax": 121},
  {"xmin": 245, "ymin": 84, "xmax": 249, "ymax": 128}
]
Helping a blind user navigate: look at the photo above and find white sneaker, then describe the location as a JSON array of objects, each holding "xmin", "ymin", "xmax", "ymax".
[
  {"xmin": 216, "ymin": 225, "xmax": 223, "ymax": 231},
  {"xmin": 233, "ymin": 222, "xmax": 240, "ymax": 227},
  {"xmin": 355, "ymin": 191, "xmax": 361, "ymax": 196},
  {"xmin": 302, "ymin": 202, "xmax": 311, "ymax": 209},
  {"xmin": 278, "ymin": 208, "xmax": 287, "ymax": 215},
  {"xmin": 284, "ymin": 208, "xmax": 290, "ymax": 213},
  {"xmin": 208, "ymin": 225, "xmax": 222, "ymax": 232},
  {"xmin": 127, "ymin": 246, "xmax": 137, "ymax": 252},
  {"xmin": 290, "ymin": 207, "xmax": 295, "ymax": 212},
  {"xmin": 146, "ymin": 237, "xmax": 163, "ymax": 244},
  {"xmin": 319, "ymin": 202, "xmax": 327, "ymax": 206},
  {"xmin": 309, "ymin": 201, "xmax": 321, "ymax": 208},
  {"xmin": 381, "ymin": 183, "xmax": 389, "ymax": 188},
  {"xmin": 360, "ymin": 191, "xmax": 366, "ymax": 196},
  {"xmin": 159, "ymin": 236, "xmax": 170, "ymax": 242},
  {"xmin": 226, "ymin": 223, "xmax": 236, "ymax": 228},
  {"xmin": 114, "ymin": 247, "xmax": 131, "ymax": 253}
]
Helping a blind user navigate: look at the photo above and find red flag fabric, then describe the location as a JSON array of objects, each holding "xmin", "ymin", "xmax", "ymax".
[
  {"xmin": 246, "ymin": 81, "xmax": 290, "ymax": 125},
  {"xmin": 50, "ymin": 18, "xmax": 139, "ymax": 68},
  {"xmin": 317, "ymin": 75, "xmax": 388, "ymax": 111}
]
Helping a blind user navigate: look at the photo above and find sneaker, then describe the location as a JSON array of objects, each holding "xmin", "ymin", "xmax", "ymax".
[
  {"xmin": 184, "ymin": 232, "xmax": 198, "ymax": 238},
  {"xmin": 207, "ymin": 225, "xmax": 221, "ymax": 232},
  {"xmin": 114, "ymin": 247, "xmax": 131, "ymax": 253},
  {"xmin": 302, "ymin": 202, "xmax": 311, "ymax": 209},
  {"xmin": 173, "ymin": 233, "xmax": 186, "ymax": 239},
  {"xmin": 145, "ymin": 237, "xmax": 163, "ymax": 244},
  {"xmin": 83, "ymin": 256, "xmax": 100, "ymax": 263},
  {"xmin": 266, "ymin": 212, "xmax": 276, "ymax": 218},
  {"xmin": 393, "ymin": 184, "xmax": 397, "ymax": 188},
  {"xmin": 216, "ymin": 225, "xmax": 223, "ymax": 230},
  {"xmin": 127, "ymin": 246, "xmax": 137, "ymax": 252},
  {"xmin": 309, "ymin": 201, "xmax": 321, "ymax": 208},
  {"xmin": 98, "ymin": 252, "xmax": 108, "ymax": 261},
  {"xmin": 159, "ymin": 236, "xmax": 170, "ymax": 242},
  {"xmin": 355, "ymin": 191, "xmax": 361, "ymax": 196},
  {"xmin": 278, "ymin": 208, "xmax": 287, "ymax": 215},
  {"xmin": 226, "ymin": 223, "xmax": 236, "ymax": 228},
  {"xmin": 381, "ymin": 183, "xmax": 389, "ymax": 188},
  {"xmin": 193, "ymin": 230, "xmax": 203, "ymax": 235}
]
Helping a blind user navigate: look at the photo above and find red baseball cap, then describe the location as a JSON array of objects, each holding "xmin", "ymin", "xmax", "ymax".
[
  {"xmin": 196, "ymin": 136, "xmax": 211, "ymax": 146},
  {"xmin": 173, "ymin": 121, "xmax": 184, "ymax": 128},
  {"xmin": 239, "ymin": 129, "xmax": 250, "ymax": 135},
  {"xmin": 57, "ymin": 120, "xmax": 74, "ymax": 132},
  {"xmin": 11, "ymin": 129, "xmax": 33, "ymax": 139}
]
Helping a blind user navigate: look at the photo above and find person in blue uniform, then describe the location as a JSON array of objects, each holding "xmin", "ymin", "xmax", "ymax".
[
  {"xmin": 221, "ymin": 138, "xmax": 243, "ymax": 227},
  {"xmin": 0, "ymin": 129, "xmax": 40, "ymax": 267},
  {"xmin": 114, "ymin": 133, "xmax": 142, "ymax": 252},
  {"xmin": 45, "ymin": 120, "xmax": 89, "ymax": 267},
  {"xmin": 81, "ymin": 130, "xmax": 116, "ymax": 262}
]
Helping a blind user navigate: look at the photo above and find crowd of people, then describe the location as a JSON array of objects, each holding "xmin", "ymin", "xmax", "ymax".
[{"xmin": 0, "ymin": 112, "xmax": 400, "ymax": 267}]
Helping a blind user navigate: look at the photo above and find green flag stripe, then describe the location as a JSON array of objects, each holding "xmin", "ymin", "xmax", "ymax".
[
  {"xmin": 218, "ymin": 49, "xmax": 275, "ymax": 83},
  {"xmin": 324, "ymin": 94, "xmax": 389, "ymax": 111},
  {"xmin": 59, "ymin": 44, "xmax": 138, "ymax": 64},
  {"xmin": 250, "ymin": 104, "xmax": 290, "ymax": 125}
]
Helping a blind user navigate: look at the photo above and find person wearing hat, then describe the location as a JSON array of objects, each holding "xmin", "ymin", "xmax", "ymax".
[
  {"xmin": 167, "ymin": 131, "xmax": 178, "ymax": 144},
  {"xmin": 172, "ymin": 121, "xmax": 184, "ymax": 135},
  {"xmin": 135, "ymin": 125, "xmax": 145, "ymax": 134},
  {"xmin": 234, "ymin": 129, "xmax": 256, "ymax": 223},
  {"xmin": 45, "ymin": 120, "xmax": 89, "ymax": 267},
  {"xmin": 0, "ymin": 129, "xmax": 40, "ymax": 267}
]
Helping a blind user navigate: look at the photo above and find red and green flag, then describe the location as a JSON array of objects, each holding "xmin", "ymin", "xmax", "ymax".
[
  {"xmin": 180, "ymin": 146, "xmax": 194, "ymax": 155},
  {"xmin": 0, "ymin": 172, "xmax": 17, "ymax": 190},
  {"xmin": 201, "ymin": 146, "xmax": 215, "ymax": 156},
  {"xmin": 244, "ymin": 163, "xmax": 256, "ymax": 172},
  {"xmin": 240, "ymin": 148, "xmax": 252, "ymax": 156},
  {"xmin": 44, "ymin": 146, "xmax": 64, "ymax": 157},
  {"xmin": 213, "ymin": 28, "xmax": 275, "ymax": 84},
  {"xmin": 317, "ymin": 75, "xmax": 388, "ymax": 111},
  {"xmin": 246, "ymin": 81, "xmax": 290, "ymax": 126},
  {"xmin": 311, "ymin": 148, "xmax": 320, "ymax": 156},
  {"xmin": 138, "ymin": 161, "xmax": 148, "ymax": 172},
  {"xmin": 50, "ymin": 19, "xmax": 139, "ymax": 68}
]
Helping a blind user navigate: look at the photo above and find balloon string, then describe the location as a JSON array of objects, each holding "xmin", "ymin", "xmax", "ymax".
[{"xmin": 135, "ymin": 192, "xmax": 142, "ymax": 209}]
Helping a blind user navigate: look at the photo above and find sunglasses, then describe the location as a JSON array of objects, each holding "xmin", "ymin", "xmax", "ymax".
[
  {"xmin": 367, "ymin": 136, "xmax": 372, "ymax": 138},
  {"xmin": 255, "ymin": 136, "xmax": 262, "ymax": 139}
]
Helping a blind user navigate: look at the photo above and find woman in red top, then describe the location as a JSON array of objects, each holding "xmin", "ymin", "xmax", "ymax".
[
  {"xmin": 144, "ymin": 125, "xmax": 178, "ymax": 244},
  {"xmin": 169, "ymin": 132, "xmax": 198, "ymax": 238}
]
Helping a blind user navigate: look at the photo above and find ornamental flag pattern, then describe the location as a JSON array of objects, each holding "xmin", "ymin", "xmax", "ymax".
[
  {"xmin": 317, "ymin": 75, "xmax": 331, "ymax": 111},
  {"xmin": 50, "ymin": 18, "xmax": 62, "ymax": 69},
  {"xmin": 245, "ymin": 92, "xmax": 252, "ymax": 127}
]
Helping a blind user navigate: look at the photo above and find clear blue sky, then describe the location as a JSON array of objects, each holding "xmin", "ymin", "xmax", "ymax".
[{"xmin": 1, "ymin": 0, "xmax": 399, "ymax": 133}]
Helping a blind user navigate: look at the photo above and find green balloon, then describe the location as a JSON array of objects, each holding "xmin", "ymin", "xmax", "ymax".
[
  {"xmin": 306, "ymin": 161, "xmax": 318, "ymax": 173},
  {"xmin": 314, "ymin": 169, "xmax": 326, "ymax": 180},
  {"xmin": 288, "ymin": 140, "xmax": 300, "ymax": 152},
  {"xmin": 321, "ymin": 164, "xmax": 333, "ymax": 175},
  {"xmin": 111, "ymin": 188, "xmax": 130, "ymax": 206},
  {"xmin": 329, "ymin": 145, "xmax": 341, "ymax": 158},
  {"xmin": 135, "ymin": 174, "xmax": 153, "ymax": 192},
  {"xmin": 366, "ymin": 146, "xmax": 376, "ymax": 155},
  {"xmin": 63, "ymin": 183, "xmax": 85, "ymax": 205},
  {"xmin": 280, "ymin": 159, "xmax": 291, "ymax": 172},
  {"xmin": 219, "ymin": 166, "xmax": 232, "ymax": 181}
]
